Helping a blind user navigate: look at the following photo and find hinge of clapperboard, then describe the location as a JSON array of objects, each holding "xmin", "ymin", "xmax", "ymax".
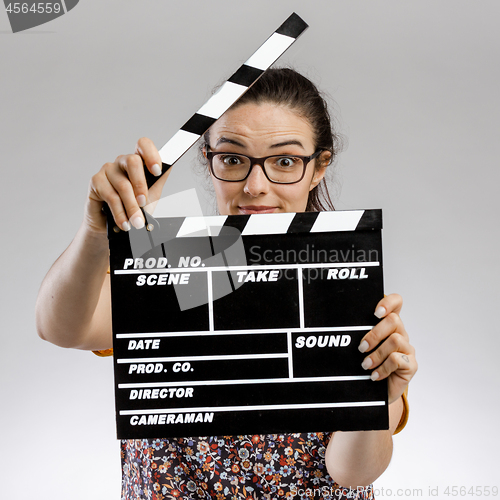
[{"xmin": 106, "ymin": 12, "xmax": 308, "ymax": 240}]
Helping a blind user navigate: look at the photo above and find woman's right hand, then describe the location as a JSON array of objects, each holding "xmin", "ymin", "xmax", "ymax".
[
  {"xmin": 37, "ymin": 137, "xmax": 170, "ymax": 349},
  {"xmin": 85, "ymin": 137, "xmax": 168, "ymax": 234}
]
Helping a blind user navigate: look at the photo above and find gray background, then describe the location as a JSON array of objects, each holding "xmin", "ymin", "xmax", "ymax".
[{"xmin": 1, "ymin": 1, "xmax": 499, "ymax": 498}]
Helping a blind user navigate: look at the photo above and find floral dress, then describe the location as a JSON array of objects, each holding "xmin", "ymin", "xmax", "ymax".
[{"xmin": 121, "ymin": 433, "xmax": 374, "ymax": 500}]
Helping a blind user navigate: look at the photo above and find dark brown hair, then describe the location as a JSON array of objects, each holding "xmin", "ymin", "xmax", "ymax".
[{"xmin": 203, "ymin": 68, "xmax": 343, "ymax": 211}]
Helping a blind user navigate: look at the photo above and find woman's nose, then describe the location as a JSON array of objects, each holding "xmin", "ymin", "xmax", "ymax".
[{"xmin": 243, "ymin": 163, "xmax": 271, "ymax": 197}]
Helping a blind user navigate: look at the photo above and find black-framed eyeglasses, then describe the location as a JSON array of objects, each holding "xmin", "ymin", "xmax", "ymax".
[{"xmin": 205, "ymin": 148, "xmax": 323, "ymax": 184}]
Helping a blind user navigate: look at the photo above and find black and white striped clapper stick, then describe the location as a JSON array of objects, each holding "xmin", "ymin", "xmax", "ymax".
[{"xmin": 145, "ymin": 12, "xmax": 308, "ymax": 187}]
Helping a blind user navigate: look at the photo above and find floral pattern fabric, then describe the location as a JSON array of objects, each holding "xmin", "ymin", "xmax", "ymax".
[{"xmin": 121, "ymin": 433, "xmax": 374, "ymax": 499}]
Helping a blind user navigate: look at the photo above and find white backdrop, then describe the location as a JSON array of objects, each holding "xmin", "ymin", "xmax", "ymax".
[{"xmin": 1, "ymin": 1, "xmax": 499, "ymax": 499}]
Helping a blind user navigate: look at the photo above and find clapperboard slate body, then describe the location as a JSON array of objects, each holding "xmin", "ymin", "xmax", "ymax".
[{"xmin": 108, "ymin": 209, "xmax": 388, "ymax": 439}]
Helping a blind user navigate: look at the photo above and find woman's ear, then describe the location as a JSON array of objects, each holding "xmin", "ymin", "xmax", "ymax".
[
  {"xmin": 319, "ymin": 150, "xmax": 332, "ymax": 168},
  {"xmin": 203, "ymin": 145, "xmax": 213, "ymax": 177},
  {"xmin": 309, "ymin": 151, "xmax": 331, "ymax": 191}
]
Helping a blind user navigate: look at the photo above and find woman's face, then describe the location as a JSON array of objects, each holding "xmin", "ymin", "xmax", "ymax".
[{"xmin": 207, "ymin": 103, "xmax": 327, "ymax": 215}]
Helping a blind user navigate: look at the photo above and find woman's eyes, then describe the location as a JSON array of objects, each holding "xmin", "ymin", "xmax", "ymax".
[
  {"xmin": 219, "ymin": 154, "xmax": 300, "ymax": 168},
  {"xmin": 274, "ymin": 156, "xmax": 299, "ymax": 168},
  {"xmin": 221, "ymin": 155, "xmax": 245, "ymax": 166}
]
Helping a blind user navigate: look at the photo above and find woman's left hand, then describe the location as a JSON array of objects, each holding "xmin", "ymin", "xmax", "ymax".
[{"xmin": 358, "ymin": 294, "xmax": 417, "ymax": 404}]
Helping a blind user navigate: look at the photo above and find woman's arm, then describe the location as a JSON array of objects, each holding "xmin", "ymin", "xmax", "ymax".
[
  {"xmin": 325, "ymin": 294, "xmax": 417, "ymax": 487},
  {"xmin": 36, "ymin": 224, "xmax": 113, "ymax": 350},
  {"xmin": 35, "ymin": 138, "xmax": 166, "ymax": 350}
]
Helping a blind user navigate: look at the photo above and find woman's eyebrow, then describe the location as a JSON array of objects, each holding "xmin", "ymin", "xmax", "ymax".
[
  {"xmin": 270, "ymin": 140, "xmax": 305, "ymax": 150},
  {"xmin": 215, "ymin": 137, "xmax": 246, "ymax": 148},
  {"xmin": 215, "ymin": 138, "xmax": 305, "ymax": 150}
]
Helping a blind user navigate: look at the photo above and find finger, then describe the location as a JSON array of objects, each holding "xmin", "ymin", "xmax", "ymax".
[
  {"xmin": 106, "ymin": 158, "xmax": 145, "ymax": 229},
  {"xmin": 361, "ymin": 332, "xmax": 415, "ymax": 372},
  {"xmin": 89, "ymin": 169, "xmax": 131, "ymax": 232},
  {"xmin": 115, "ymin": 153, "xmax": 150, "ymax": 212},
  {"xmin": 369, "ymin": 351, "xmax": 417, "ymax": 383},
  {"xmin": 135, "ymin": 137, "xmax": 163, "ymax": 177},
  {"xmin": 358, "ymin": 311, "xmax": 408, "ymax": 353},
  {"xmin": 373, "ymin": 293, "xmax": 403, "ymax": 319}
]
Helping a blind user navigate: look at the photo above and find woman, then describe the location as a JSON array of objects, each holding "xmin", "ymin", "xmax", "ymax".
[{"xmin": 36, "ymin": 69, "xmax": 417, "ymax": 499}]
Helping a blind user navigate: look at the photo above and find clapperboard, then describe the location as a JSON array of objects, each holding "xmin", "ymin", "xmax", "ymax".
[
  {"xmin": 108, "ymin": 210, "xmax": 387, "ymax": 439},
  {"xmin": 106, "ymin": 13, "xmax": 388, "ymax": 439}
]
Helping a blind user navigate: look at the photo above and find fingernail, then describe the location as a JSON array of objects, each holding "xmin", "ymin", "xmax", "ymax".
[
  {"xmin": 361, "ymin": 357, "xmax": 372, "ymax": 370},
  {"xmin": 121, "ymin": 221, "xmax": 131, "ymax": 232},
  {"xmin": 137, "ymin": 195, "xmax": 147, "ymax": 207},
  {"xmin": 374, "ymin": 306, "xmax": 387, "ymax": 319},
  {"xmin": 358, "ymin": 340, "xmax": 369, "ymax": 353},
  {"xmin": 151, "ymin": 163, "xmax": 162, "ymax": 176},
  {"xmin": 371, "ymin": 371, "xmax": 379, "ymax": 381},
  {"xmin": 131, "ymin": 215, "xmax": 144, "ymax": 229}
]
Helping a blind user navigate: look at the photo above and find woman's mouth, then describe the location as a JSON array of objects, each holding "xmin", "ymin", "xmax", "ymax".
[{"xmin": 238, "ymin": 205, "xmax": 277, "ymax": 214}]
